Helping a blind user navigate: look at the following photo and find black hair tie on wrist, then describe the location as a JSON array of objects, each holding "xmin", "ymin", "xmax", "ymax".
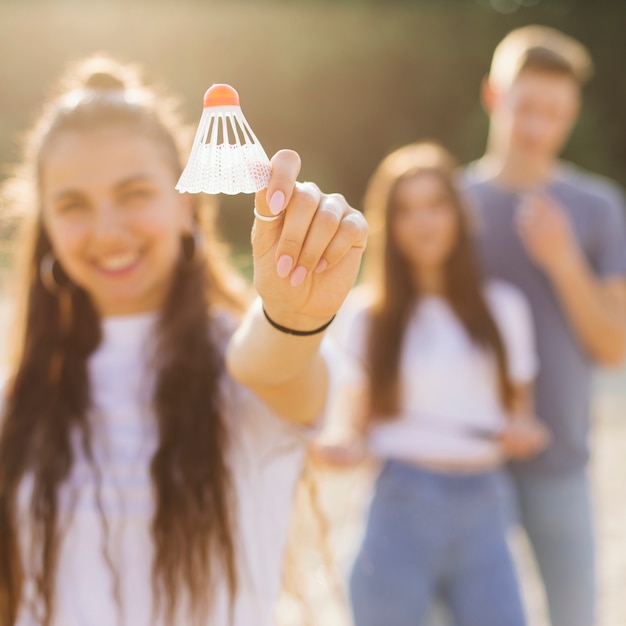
[{"xmin": 262, "ymin": 307, "xmax": 335, "ymax": 336}]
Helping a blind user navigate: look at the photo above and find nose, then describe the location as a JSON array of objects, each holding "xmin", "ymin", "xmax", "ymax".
[
  {"xmin": 523, "ymin": 114, "xmax": 550, "ymax": 142},
  {"xmin": 91, "ymin": 202, "xmax": 127, "ymax": 244}
]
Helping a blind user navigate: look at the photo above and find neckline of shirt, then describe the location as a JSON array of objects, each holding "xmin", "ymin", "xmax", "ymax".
[{"xmin": 100, "ymin": 311, "xmax": 159, "ymax": 348}]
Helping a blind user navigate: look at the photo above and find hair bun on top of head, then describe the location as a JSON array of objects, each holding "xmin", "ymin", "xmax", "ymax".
[
  {"xmin": 56, "ymin": 56, "xmax": 151, "ymax": 109},
  {"xmin": 83, "ymin": 71, "xmax": 126, "ymax": 92},
  {"xmin": 66, "ymin": 55, "xmax": 144, "ymax": 96}
]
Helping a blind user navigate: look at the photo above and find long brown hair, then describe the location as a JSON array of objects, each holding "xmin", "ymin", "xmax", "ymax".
[
  {"xmin": 0, "ymin": 56, "xmax": 248, "ymax": 625},
  {"xmin": 362, "ymin": 142, "xmax": 514, "ymax": 419}
]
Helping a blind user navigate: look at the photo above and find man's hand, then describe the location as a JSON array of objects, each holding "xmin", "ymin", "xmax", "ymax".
[{"xmin": 516, "ymin": 192, "xmax": 580, "ymax": 276}]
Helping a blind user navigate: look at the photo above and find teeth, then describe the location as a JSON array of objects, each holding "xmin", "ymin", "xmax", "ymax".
[{"xmin": 97, "ymin": 252, "xmax": 139, "ymax": 272}]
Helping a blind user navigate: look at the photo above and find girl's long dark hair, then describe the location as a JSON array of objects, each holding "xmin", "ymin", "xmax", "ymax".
[
  {"xmin": 0, "ymin": 56, "xmax": 247, "ymax": 625},
  {"xmin": 362, "ymin": 142, "xmax": 514, "ymax": 420}
]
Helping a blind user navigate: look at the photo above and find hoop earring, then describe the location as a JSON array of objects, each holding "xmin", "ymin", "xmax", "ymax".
[{"xmin": 40, "ymin": 252, "xmax": 63, "ymax": 294}]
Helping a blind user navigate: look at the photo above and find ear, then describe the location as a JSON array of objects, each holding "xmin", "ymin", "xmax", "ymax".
[{"xmin": 481, "ymin": 76, "xmax": 499, "ymax": 115}]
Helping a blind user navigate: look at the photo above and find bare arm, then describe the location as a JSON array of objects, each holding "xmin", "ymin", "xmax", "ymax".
[
  {"xmin": 517, "ymin": 193, "xmax": 626, "ymax": 366},
  {"xmin": 498, "ymin": 383, "xmax": 551, "ymax": 460},
  {"xmin": 226, "ymin": 300, "xmax": 329, "ymax": 425},
  {"xmin": 226, "ymin": 150, "xmax": 368, "ymax": 426},
  {"xmin": 309, "ymin": 371, "xmax": 371, "ymax": 468},
  {"xmin": 546, "ymin": 261, "xmax": 626, "ymax": 366}
]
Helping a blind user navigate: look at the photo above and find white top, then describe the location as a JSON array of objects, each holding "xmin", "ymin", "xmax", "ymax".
[
  {"xmin": 336, "ymin": 281, "xmax": 538, "ymax": 466},
  {"xmin": 13, "ymin": 311, "xmax": 325, "ymax": 626}
]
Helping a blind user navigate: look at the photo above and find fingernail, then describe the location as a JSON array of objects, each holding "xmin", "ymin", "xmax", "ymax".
[
  {"xmin": 314, "ymin": 259, "xmax": 328, "ymax": 273},
  {"xmin": 269, "ymin": 190, "xmax": 285, "ymax": 215},
  {"xmin": 290, "ymin": 266, "xmax": 307, "ymax": 287},
  {"xmin": 276, "ymin": 255, "xmax": 293, "ymax": 278}
]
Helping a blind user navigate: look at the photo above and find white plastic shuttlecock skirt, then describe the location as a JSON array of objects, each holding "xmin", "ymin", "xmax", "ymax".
[{"xmin": 176, "ymin": 105, "xmax": 272, "ymax": 195}]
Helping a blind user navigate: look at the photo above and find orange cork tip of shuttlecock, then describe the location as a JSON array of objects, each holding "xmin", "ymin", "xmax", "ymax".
[{"xmin": 203, "ymin": 84, "xmax": 240, "ymax": 108}]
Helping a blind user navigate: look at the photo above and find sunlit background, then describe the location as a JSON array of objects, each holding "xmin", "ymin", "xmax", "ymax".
[
  {"xmin": 0, "ymin": 1, "xmax": 624, "ymax": 625},
  {"xmin": 1, "ymin": 0, "xmax": 625, "ymax": 249}
]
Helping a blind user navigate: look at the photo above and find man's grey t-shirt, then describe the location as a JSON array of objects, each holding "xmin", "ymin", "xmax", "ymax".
[{"xmin": 461, "ymin": 162, "xmax": 626, "ymax": 476}]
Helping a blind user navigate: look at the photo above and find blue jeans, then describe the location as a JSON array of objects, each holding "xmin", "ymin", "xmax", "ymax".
[
  {"xmin": 350, "ymin": 460, "xmax": 526, "ymax": 626},
  {"xmin": 512, "ymin": 469, "xmax": 595, "ymax": 626}
]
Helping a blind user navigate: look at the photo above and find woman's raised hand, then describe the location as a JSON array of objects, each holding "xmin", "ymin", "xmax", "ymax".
[{"xmin": 252, "ymin": 150, "xmax": 368, "ymax": 331}]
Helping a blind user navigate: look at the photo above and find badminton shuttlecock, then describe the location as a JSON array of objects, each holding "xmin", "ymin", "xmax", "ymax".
[{"xmin": 176, "ymin": 84, "xmax": 271, "ymax": 195}]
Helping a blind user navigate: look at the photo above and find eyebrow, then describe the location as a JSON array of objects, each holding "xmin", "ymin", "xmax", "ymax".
[
  {"xmin": 52, "ymin": 174, "xmax": 154, "ymax": 201},
  {"xmin": 114, "ymin": 174, "xmax": 154, "ymax": 190},
  {"xmin": 52, "ymin": 189, "xmax": 85, "ymax": 203}
]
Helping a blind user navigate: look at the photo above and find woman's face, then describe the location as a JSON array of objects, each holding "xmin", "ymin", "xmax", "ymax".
[
  {"xmin": 40, "ymin": 128, "xmax": 193, "ymax": 316},
  {"xmin": 390, "ymin": 172, "xmax": 459, "ymax": 272}
]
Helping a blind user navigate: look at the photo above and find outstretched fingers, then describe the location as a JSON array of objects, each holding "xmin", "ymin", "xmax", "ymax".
[
  {"xmin": 313, "ymin": 198, "xmax": 368, "ymax": 272},
  {"xmin": 275, "ymin": 189, "xmax": 366, "ymax": 285},
  {"xmin": 251, "ymin": 150, "xmax": 368, "ymax": 322}
]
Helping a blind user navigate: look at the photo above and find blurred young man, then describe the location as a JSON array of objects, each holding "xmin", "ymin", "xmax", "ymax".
[{"xmin": 461, "ymin": 25, "xmax": 626, "ymax": 626}]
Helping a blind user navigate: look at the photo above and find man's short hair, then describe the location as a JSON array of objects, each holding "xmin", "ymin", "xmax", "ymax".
[{"xmin": 489, "ymin": 25, "xmax": 594, "ymax": 90}]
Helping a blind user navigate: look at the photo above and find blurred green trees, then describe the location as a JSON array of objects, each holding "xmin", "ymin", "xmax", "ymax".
[{"xmin": 0, "ymin": 0, "xmax": 624, "ymax": 254}]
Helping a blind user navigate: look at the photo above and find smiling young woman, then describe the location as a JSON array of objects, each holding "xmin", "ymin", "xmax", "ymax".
[
  {"xmin": 41, "ymin": 129, "xmax": 194, "ymax": 316},
  {"xmin": 0, "ymin": 55, "xmax": 366, "ymax": 626}
]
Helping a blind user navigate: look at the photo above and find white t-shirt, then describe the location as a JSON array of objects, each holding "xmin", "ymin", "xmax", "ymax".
[
  {"xmin": 336, "ymin": 281, "xmax": 538, "ymax": 466},
  {"xmin": 13, "ymin": 311, "xmax": 323, "ymax": 626}
]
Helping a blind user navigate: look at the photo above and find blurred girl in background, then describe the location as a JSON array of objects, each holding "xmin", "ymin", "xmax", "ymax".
[{"xmin": 315, "ymin": 142, "xmax": 548, "ymax": 626}]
